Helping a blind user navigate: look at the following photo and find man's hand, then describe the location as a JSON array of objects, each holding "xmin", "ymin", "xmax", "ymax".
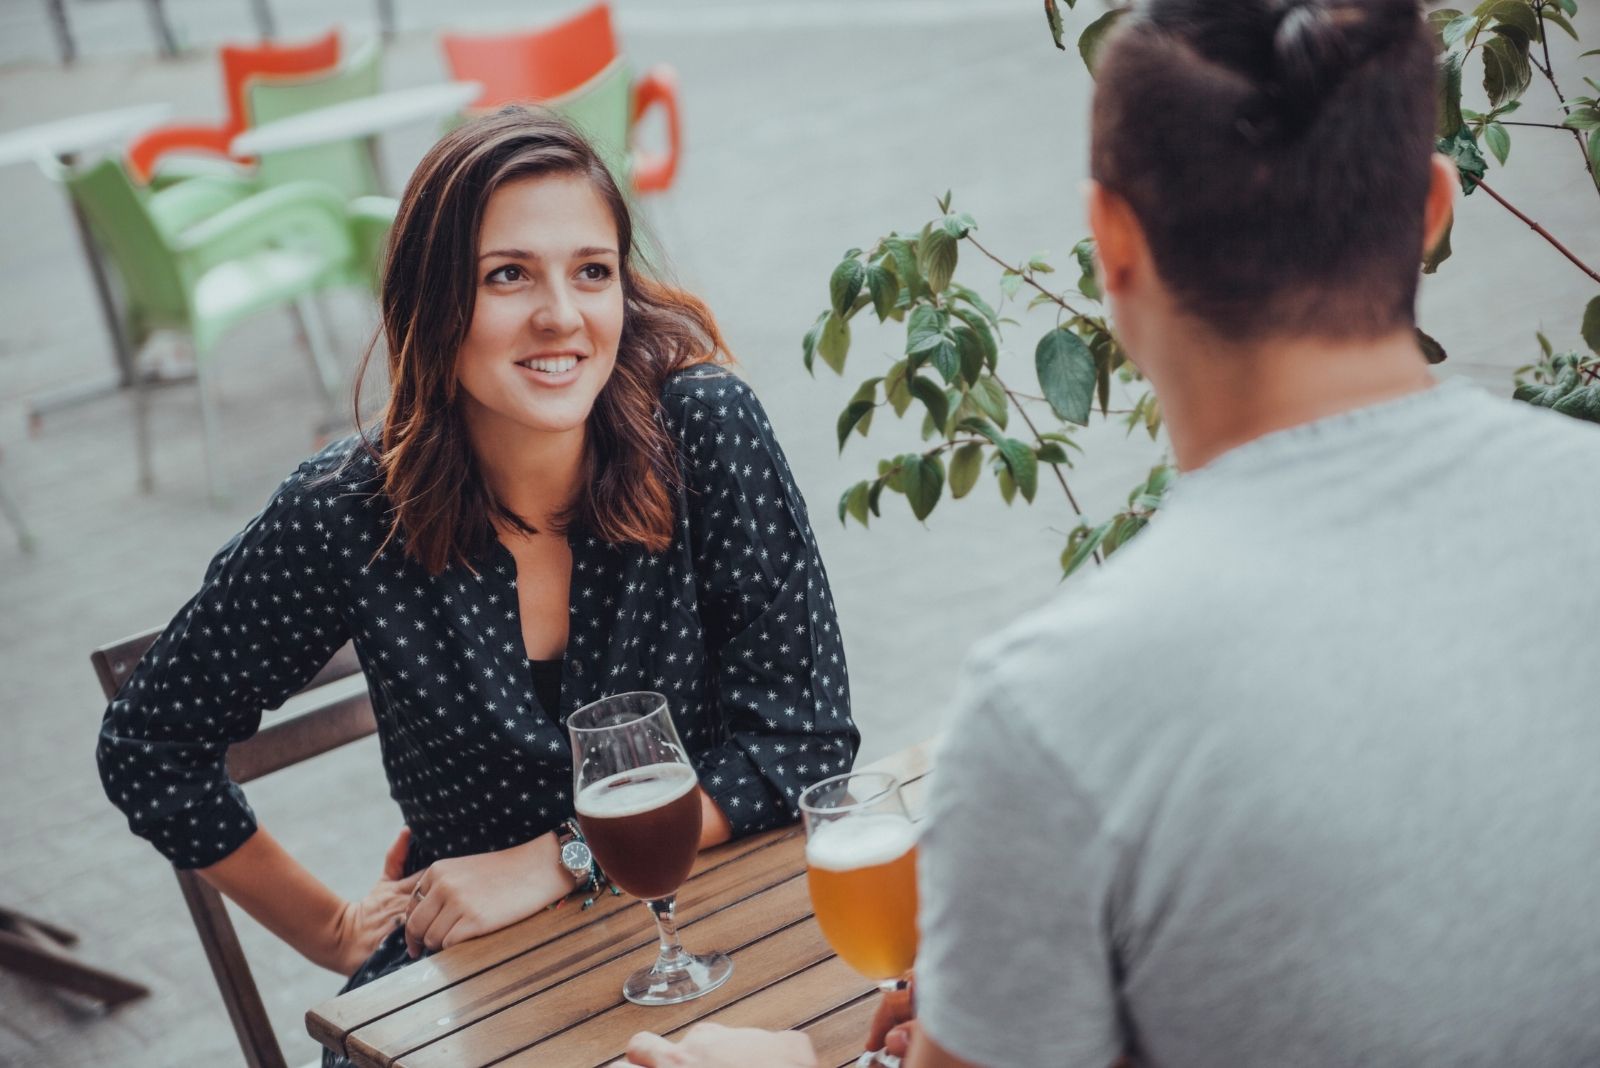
[
  {"xmin": 327, "ymin": 828, "xmax": 420, "ymax": 975},
  {"xmin": 868, "ymin": 980, "xmax": 920, "ymax": 1059},
  {"xmin": 402, "ymin": 831, "xmax": 578, "ymax": 959},
  {"xmin": 608, "ymin": 1023, "xmax": 818, "ymax": 1067}
]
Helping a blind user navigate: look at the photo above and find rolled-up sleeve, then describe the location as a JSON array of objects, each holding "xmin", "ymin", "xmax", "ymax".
[
  {"xmin": 667, "ymin": 375, "xmax": 860, "ymax": 836},
  {"xmin": 96, "ymin": 463, "xmax": 349, "ymax": 869}
]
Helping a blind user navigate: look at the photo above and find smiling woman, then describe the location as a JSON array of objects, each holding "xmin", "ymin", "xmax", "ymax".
[{"xmin": 95, "ymin": 108, "xmax": 860, "ymax": 1068}]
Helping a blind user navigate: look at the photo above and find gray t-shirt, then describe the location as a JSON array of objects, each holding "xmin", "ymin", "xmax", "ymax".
[{"xmin": 916, "ymin": 381, "xmax": 1600, "ymax": 1067}]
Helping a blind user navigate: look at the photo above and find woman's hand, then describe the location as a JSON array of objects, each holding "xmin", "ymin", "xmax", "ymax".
[
  {"xmin": 402, "ymin": 832, "xmax": 578, "ymax": 959},
  {"xmin": 326, "ymin": 828, "xmax": 421, "ymax": 975},
  {"xmin": 609, "ymin": 1023, "xmax": 818, "ymax": 1067}
]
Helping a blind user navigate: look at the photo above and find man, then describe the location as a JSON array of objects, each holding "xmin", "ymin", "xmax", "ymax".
[{"xmin": 614, "ymin": 0, "xmax": 1600, "ymax": 1064}]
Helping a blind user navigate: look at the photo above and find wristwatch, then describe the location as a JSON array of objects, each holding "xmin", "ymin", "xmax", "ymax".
[{"xmin": 556, "ymin": 818, "xmax": 596, "ymax": 889}]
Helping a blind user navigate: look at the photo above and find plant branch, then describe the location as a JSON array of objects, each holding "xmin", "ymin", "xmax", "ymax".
[
  {"xmin": 1530, "ymin": 0, "xmax": 1598, "ymax": 189},
  {"xmin": 1498, "ymin": 120, "xmax": 1580, "ymax": 131},
  {"xmin": 1469, "ymin": 176, "xmax": 1600, "ymax": 285},
  {"xmin": 962, "ymin": 232, "xmax": 1091, "ymax": 319}
]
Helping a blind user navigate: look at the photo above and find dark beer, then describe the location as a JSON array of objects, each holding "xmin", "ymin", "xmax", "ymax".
[{"xmin": 576, "ymin": 762, "xmax": 702, "ymax": 901}]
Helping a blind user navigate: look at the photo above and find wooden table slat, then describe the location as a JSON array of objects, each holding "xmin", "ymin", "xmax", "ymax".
[
  {"xmin": 394, "ymin": 877, "xmax": 815, "ymax": 1067},
  {"xmin": 309, "ymin": 741, "xmax": 938, "ymax": 1067},
  {"xmin": 501, "ymin": 914, "xmax": 839, "ymax": 1066}
]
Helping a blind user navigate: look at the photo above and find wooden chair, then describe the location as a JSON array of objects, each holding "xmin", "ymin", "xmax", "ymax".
[{"xmin": 92, "ymin": 628, "xmax": 377, "ymax": 1068}]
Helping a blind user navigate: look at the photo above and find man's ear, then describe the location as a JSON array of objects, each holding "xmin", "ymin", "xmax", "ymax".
[
  {"xmin": 1086, "ymin": 180, "xmax": 1147, "ymax": 299},
  {"xmin": 1422, "ymin": 153, "xmax": 1457, "ymax": 260}
]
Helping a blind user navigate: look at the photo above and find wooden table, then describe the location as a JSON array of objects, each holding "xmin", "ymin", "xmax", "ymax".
[{"xmin": 308, "ymin": 741, "xmax": 935, "ymax": 1068}]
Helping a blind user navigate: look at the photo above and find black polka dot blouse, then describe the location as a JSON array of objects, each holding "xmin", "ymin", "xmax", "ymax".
[{"xmin": 97, "ymin": 367, "xmax": 860, "ymax": 872}]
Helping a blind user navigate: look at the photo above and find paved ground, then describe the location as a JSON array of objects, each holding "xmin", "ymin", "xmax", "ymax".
[{"xmin": 1, "ymin": 2, "xmax": 1596, "ymax": 1065}]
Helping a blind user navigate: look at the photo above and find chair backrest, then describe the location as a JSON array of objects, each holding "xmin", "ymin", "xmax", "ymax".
[
  {"xmin": 61, "ymin": 158, "xmax": 188, "ymax": 346},
  {"xmin": 91, "ymin": 629, "xmax": 376, "ymax": 1068},
  {"xmin": 220, "ymin": 30, "xmax": 343, "ymax": 140},
  {"xmin": 245, "ymin": 39, "xmax": 385, "ymax": 200},
  {"xmin": 543, "ymin": 56, "xmax": 634, "ymax": 187},
  {"xmin": 442, "ymin": 1, "xmax": 617, "ymax": 110}
]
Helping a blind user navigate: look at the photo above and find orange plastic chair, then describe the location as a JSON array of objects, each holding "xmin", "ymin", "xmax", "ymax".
[
  {"xmin": 441, "ymin": 3, "xmax": 681, "ymax": 193},
  {"xmin": 127, "ymin": 30, "xmax": 342, "ymax": 183},
  {"xmin": 442, "ymin": 2, "xmax": 617, "ymax": 107}
]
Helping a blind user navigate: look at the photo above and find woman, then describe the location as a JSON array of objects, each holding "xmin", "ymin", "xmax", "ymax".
[{"xmin": 96, "ymin": 108, "xmax": 859, "ymax": 1047}]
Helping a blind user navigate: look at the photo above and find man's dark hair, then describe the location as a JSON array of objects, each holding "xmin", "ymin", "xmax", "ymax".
[{"xmin": 1091, "ymin": 0, "xmax": 1437, "ymax": 340}]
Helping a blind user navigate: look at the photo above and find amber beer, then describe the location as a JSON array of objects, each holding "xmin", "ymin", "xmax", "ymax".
[
  {"xmin": 805, "ymin": 813, "xmax": 920, "ymax": 981},
  {"xmin": 576, "ymin": 762, "xmax": 702, "ymax": 901}
]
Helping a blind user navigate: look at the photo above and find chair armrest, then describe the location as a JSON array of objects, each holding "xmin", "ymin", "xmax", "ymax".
[
  {"xmin": 173, "ymin": 180, "xmax": 354, "ymax": 278},
  {"xmin": 127, "ymin": 123, "xmax": 234, "ymax": 184},
  {"xmin": 346, "ymin": 195, "xmax": 399, "ymax": 292},
  {"xmin": 148, "ymin": 174, "xmax": 260, "ymax": 240},
  {"xmin": 630, "ymin": 64, "xmax": 681, "ymax": 194}
]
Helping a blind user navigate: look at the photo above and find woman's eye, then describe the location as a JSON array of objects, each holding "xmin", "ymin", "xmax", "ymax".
[
  {"xmin": 487, "ymin": 265, "xmax": 524, "ymax": 284},
  {"xmin": 579, "ymin": 264, "xmax": 614, "ymax": 282}
]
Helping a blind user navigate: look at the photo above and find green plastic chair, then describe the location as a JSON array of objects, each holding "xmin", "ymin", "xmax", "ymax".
[
  {"xmin": 54, "ymin": 157, "xmax": 376, "ymax": 500},
  {"xmin": 544, "ymin": 56, "xmax": 634, "ymax": 187},
  {"xmin": 245, "ymin": 39, "xmax": 385, "ymax": 201}
]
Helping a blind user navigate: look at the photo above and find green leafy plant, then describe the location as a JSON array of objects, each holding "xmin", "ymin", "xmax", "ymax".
[{"xmin": 805, "ymin": 0, "xmax": 1600, "ymax": 581}]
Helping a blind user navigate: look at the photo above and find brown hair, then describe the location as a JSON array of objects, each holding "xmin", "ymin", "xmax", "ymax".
[
  {"xmin": 1090, "ymin": 0, "xmax": 1436, "ymax": 339},
  {"xmin": 354, "ymin": 107, "xmax": 730, "ymax": 574}
]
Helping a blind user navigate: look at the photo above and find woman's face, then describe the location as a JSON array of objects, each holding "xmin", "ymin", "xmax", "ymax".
[{"xmin": 456, "ymin": 172, "xmax": 624, "ymax": 446}]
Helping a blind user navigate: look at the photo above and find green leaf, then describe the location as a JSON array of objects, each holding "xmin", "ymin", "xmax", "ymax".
[
  {"xmin": 1484, "ymin": 121, "xmax": 1510, "ymax": 165},
  {"xmin": 1078, "ymin": 9, "xmax": 1126, "ymax": 76},
  {"xmin": 949, "ymin": 283, "xmax": 999, "ymax": 325},
  {"xmin": 1590, "ymin": 126, "xmax": 1600, "ymax": 184},
  {"xmin": 1583, "ymin": 296, "xmax": 1600, "ymax": 355},
  {"xmin": 819, "ymin": 311, "xmax": 850, "ymax": 374},
  {"xmin": 1061, "ymin": 522, "xmax": 1107, "ymax": 577},
  {"xmin": 972, "ymin": 375, "xmax": 1010, "ymax": 428},
  {"xmin": 908, "ymin": 375, "xmax": 951, "ymax": 433},
  {"xmin": 1072, "ymin": 238, "xmax": 1101, "ymax": 301},
  {"xmin": 885, "ymin": 359, "xmax": 913, "ymax": 416},
  {"xmin": 904, "ymin": 455, "xmax": 944, "ymax": 521},
  {"xmin": 868, "ymin": 477, "xmax": 887, "ymax": 517},
  {"xmin": 801, "ymin": 310, "xmax": 828, "ymax": 374},
  {"xmin": 953, "ymin": 324, "xmax": 986, "ymax": 385},
  {"xmin": 840, "ymin": 481, "xmax": 870, "ymax": 527},
  {"xmin": 951, "ymin": 307, "xmax": 999, "ymax": 371},
  {"xmin": 1035, "ymin": 328, "xmax": 1096, "ymax": 425},
  {"xmin": 1551, "ymin": 383, "xmax": 1600, "ymax": 423},
  {"xmin": 830, "ymin": 257, "xmax": 864, "ymax": 319},
  {"xmin": 1563, "ymin": 108, "xmax": 1600, "ymax": 132},
  {"xmin": 929, "ymin": 339, "xmax": 961, "ymax": 384},
  {"xmin": 919, "ymin": 226, "xmax": 959, "ymax": 295},
  {"xmin": 882, "ymin": 237, "xmax": 923, "ymax": 302},
  {"xmin": 866, "ymin": 263, "xmax": 899, "ymax": 321},
  {"xmin": 1537, "ymin": 331, "xmax": 1553, "ymax": 359},
  {"xmin": 1423, "ymin": 216, "xmax": 1454, "ymax": 274},
  {"xmin": 1000, "ymin": 270, "xmax": 1024, "ymax": 300},
  {"xmin": 1438, "ymin": 50, "xmax": 1465, "ymax": 138},
  {"xmin": 949, "ymin": 442, "xmax": 983, "ymax": 499},
  {"xmin": 997, "ymin": 464, "xmax": 1017, "ymax": 505},
  {"xmin": 1416, "ymin": 327, "xmax": 1448, "ymax": 365},
  {"xmin": 1484, "ymin": 0, "xmax": 1539, "ymax": 43},
  {"xmin": 1560, "ymin": 0, "xmax": 1576, "ymax": 16},
  {"xmin": 1437, "ymin": 126, "xmax": 1488, "ymax": 193},
  {"xmin": 1035, "ymin": 442, "xmax": 1070, "ymax": 464},
  {"xmin": 1482, "ymin": 30, "xmax": 1533, "ymax": 109},
  {"xmin": 941, "ymin": 212, "xmax": 977, "ymax": 240},
  {"xmin": 906, "ymin": 305, "xmax": 947, "ymax": 354},
  {"xmin": 1541, "ymin": 6, "xmax": 1579, "ymax": 41},
  {"xmin": 837, "ymin": 400, "xmax": 874, "ymax": 450},
  {"xmin": 996, "ymin": 437, "xmax": 1039, "ymax": 502},
  {"xmin": 1045, "ymin": 0, "xmax": 1066, "ymax": 49}
]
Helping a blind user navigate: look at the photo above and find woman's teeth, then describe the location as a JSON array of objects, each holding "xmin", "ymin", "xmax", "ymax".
[{"xmin": 519, "ymin": 356, "xmax": 578, "ymax": 374}]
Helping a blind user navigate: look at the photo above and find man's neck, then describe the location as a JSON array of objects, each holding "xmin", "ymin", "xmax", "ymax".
[{"xmin": 1143, "ymin": 325, "xmax": 1437, "ymax": 472}]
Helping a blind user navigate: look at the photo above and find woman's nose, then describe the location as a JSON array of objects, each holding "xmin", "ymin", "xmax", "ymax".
[{"xmin": 531, "ymin": 281, "xmax": 583, "ymax": 335}]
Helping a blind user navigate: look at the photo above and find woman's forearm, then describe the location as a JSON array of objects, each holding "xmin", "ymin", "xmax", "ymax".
[
  {"xmin": 198, "ymin": 826, "xmax": 348, "ymax": 970},
  {"xmin": 699, "ymin": 788, "xmax": 733, "ymax": 849}
]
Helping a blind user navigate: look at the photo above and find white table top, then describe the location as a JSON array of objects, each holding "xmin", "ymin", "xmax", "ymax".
[
  {"xmin": 230, "ymin": 81, "xmax": 481, "ymax": 156},
  {"xmin": 0, "ymin": 103, "xmax": 172, "ymax": 169}
]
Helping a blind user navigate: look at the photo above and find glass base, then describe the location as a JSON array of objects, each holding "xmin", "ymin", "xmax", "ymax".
[
  {"xmin": 622, "ymin": 950, "xmax": 733, "ymax": 1006},
  {"xmin": 855, "ymin": 1053, "xmax": 902, "ymax": 1067}
]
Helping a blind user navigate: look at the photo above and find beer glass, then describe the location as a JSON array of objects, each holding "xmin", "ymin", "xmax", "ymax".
[
  {"xmin": 800, "ymin": 771, "xmax": 919, "ymax": 1068},
  {"xmin": 569, "ymin": 691, "xmax": 733, "ymax": 1005}
]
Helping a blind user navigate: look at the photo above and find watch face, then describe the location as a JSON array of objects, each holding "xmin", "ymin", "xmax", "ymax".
[{"xmin": 561, "ymin": 839, "xmax": 592, "ymax": 874}]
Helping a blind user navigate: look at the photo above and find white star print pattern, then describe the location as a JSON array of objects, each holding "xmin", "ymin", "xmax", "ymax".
[{"xmin": 97, "ymin": 367, "xmax": 859, "ymax": 875}]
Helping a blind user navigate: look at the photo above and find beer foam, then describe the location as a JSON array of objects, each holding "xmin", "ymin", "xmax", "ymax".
[
  {"xmin": 806, "ymin": 814, "xmax": 917, "ymax": 871},
  {"xmin": 576, "ymin": 763, "xmax": 698, "ymax": 818}
]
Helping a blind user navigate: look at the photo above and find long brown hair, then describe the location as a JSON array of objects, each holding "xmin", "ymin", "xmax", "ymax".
[{"xmin": 354, "ymin": 107, "xmax": 730, "ymax": 574}]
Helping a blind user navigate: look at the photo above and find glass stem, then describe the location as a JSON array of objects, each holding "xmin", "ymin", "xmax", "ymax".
[{"xmin": 645, "ymin": 895, "xmax": 691, "ymax": 972}]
